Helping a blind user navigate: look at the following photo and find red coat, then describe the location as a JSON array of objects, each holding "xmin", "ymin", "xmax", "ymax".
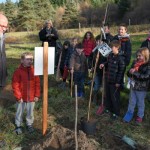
[
  {"xmin": 12, "ymin": 65, "xmax": 40, "ymax": 102},
  {"xmin": 83, "ymin": 39, "xmax": 96, "ymax": 56}
]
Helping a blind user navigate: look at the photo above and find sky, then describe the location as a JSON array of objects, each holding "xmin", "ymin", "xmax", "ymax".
[{"xmin": 0, "ymin": 0, "xmax": 17, "ymax": 3}]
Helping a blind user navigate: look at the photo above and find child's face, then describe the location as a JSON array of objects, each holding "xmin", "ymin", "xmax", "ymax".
[
  {"xmin": 104, "ymin": 26, "xmax": 109, "ymax": 33},
  {"xmin": 21, "ymin": 55, "xmax": 33, "ymax": 67},
  {"xmin": 76, "ymin": 48, "xmax": 83, "ymax": 54},
  {"xmin": 96, "ymin": 40, "xmax": 103, "ymax": 45},
  {"xmin": 72, "ymin": 39, "xmax": 78, "ymax": 47},
  {"xmin": 137, "ymin": 53, "xmax": 144, "ymax": 62},
  {"xmin": 112, "ymin": 46, "xmax": 119, "ymax": 55},
  {"xmin": 64, "ymin": 45, "xmax": 68, "ymax": 49},
  {"xmin": 118, "ymin": 26, "xmax": 127, "ymax": 36},
  {"xmin": 86, "ymin": 33, "xmax": 91, "ymax": 39}
]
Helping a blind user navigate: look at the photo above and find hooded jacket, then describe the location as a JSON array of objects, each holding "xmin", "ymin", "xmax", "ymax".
[{"xmin": 12, "ymin": 64, "xmax": 40, "ymax": 102}]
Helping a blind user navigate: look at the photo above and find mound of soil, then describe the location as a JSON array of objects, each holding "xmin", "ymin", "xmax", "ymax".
[{"xmin": 23, "ymin": 125, "xmax": 100, "ymax": 150}]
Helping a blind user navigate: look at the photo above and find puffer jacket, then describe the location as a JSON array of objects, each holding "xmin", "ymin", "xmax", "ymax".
[
  {"xmin": 113, "ymin": 35, "xmax": 131, "ymax": 66},
  {"xmin": 127, "ymin": 61, "xmax": 150, "ymax": 91},
  {"xmin": 69, "ymin": 50, "xmax": 88, "ymax": 73},
  {"xmin": 105, "ymin": 53, "xmax": 126, "ymax": 84},
  {"xmin": 60, "ymin": 47, "xmax": 71, "ymax": 69},
  {"xmin": 12, "ymin": 65, "xmax": 40, "ymax": 102},
  {"xmin": 83, "ymin": 39, "xmax": 96, "ymax": 56}
]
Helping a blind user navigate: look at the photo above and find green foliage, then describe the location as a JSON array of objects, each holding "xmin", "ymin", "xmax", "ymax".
[
  {"xmin": 4, "ymin": 0, "xmax": 18, "ymax": 29},
  {"xmin": 17, "ymin": 0, "xmax": 37, "ymax": 31},
  {"xmin": 90, "ymin": 0, "xmax": 115, "ymax": 7},
  {"xmin": 0, "ymin": 2, "xmax": 5, "ymax": 12},
  {"xmin": 117, "ymin": 0, "xmax": 131, "ymax": 18},
  {"xmin": 34, "ymin": 0, "xmax": 55, "ymax": 26},
  {"xmin": 61, "ymin": 1, "xmax": 79, "ymax": 28}
]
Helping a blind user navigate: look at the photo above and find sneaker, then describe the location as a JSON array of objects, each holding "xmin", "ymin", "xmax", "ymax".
[
  {"xmin": 135, "ymin": 116, "xmax": 142, "ymax": 124},
  {"xmin": 105, "ymin": 109, "xmax": 109, "ymax": 114},
  {"xmin": 27, "ymin": 125, "xmax": 34, "ymax": 133},
  {"xmin": 14, "ymin": 127, "xmax": 22, "ymax": 135},
  {"xmin": 123, "ymin": 112, "xmax": 133, "ymax": 123},
  {"xmin": 111, "ymin": 114, "xmax": 118, "ymax": 120}
]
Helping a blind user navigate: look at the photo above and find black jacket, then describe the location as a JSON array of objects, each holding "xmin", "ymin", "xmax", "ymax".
[
  {"xmin": 141, "ymin": 39, "xmax": 150, "ymax": 50},
  {"xmin": 102, "ymin": 33, "xmax": 114, "ymax": 45},
  {"xmin": 127, "ymin": 61, "xmax": 150, "ymax": 91},
  {"xmin": 104, "ymin": 53, "xmax": 126, "ymax": 84},
  {"xmin": 39, "ymin": 27, "xmax": 58, "ymax": 47},
  {"xmin": 113, "ymin": 35, "xmax": 131, "ymax": 66},
  {"xmin": 60, "ymin": 47, "xmax": 71, "ymax": 69}
]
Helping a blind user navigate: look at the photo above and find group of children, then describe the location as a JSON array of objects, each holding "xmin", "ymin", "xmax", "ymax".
[{"xmin": 12, "ymin": 24, "xmax": 150, "ymax": 135}]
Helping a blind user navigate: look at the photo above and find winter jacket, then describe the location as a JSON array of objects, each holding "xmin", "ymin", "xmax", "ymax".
[
  {"xmin": 60, "ymin": 47, "xmax": 72, "ymax": 69},
  {"xmin": 69, "ymin": 50, "xmax": 88, "ymax": 74},
  {"xmin": 39, "ymin": 27, "xmax": 58, "ymax": 47},
  {"xmin": 113, "ymin": 35, "xmax": 131, "ymax": 66},
  {"xmin": 104, "ymin": 53, "xmax": 126, "ymax": 84},
  {"xmin": 0, "ymin": 33, "xmax": 7, "ymax": 87},
  {"xmin": 102, "ymin": 33, "xmax": 114, "ymax": 44},
  {"xmin": 127, "ymin": 61, "xmax": 150, "ymax": 91},
  {"xmin": 12, "ymin": 65, "xmax": 40, "ymax": 102},
  {"xmin": 83, "ymin": 39, "xmax": 96, "ymax": 56},
  {"xmin": 141, "ymin": 39, "xmax": 150, "ymax": 50}
]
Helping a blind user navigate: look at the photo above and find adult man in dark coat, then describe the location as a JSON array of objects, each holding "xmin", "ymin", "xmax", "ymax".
[
  {"xmin": 0, "ymin": 13, "xmax": 8, "ymax": 87},
  {"xmin": 39, "ymin": 20, "xmax": 58, "ymax": 47}
]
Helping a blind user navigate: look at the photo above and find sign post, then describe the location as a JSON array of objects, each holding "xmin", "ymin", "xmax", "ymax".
[
  {"xmin": 42, "ymin": 42, "xmax": 48, "ymax": 135},
  {"xmin": 34, "ymin": 43, "xmax": 55, "ymax": 135}
]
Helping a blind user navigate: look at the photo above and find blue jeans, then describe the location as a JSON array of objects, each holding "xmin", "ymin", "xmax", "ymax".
[
  {"xmin": 74, "ymin": 72, "xmax": 85, "ymax": 94},
  {"xmin": 127, "ymin": 90, "xmax": 147, "ymax": 118},
  {"xmin": 93, "ymin": 73, "xmax": 102, "ymax": 91}
]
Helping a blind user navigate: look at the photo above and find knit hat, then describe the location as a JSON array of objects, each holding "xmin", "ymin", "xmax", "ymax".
[{"xmin": 63, "ymin": 40, "xmax": 70, "ymax": 47}]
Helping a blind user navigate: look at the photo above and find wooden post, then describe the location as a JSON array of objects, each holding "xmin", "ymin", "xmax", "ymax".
[
  {"xmin": 75, "ymin": 85, "xmax": 78, "ymax": 150},
  {"xmin": 87, "ymin": 51, "xmax": 100, "ymax": 122},
  {"xmin": 78, "ymin": 22, "xmax": 81, "ymax": 34},
  {"xmin": 56, "ymin": 51, "xmax": 62, "ymax": 81},
  {"xmin": 42, "ymin": 42, "xmax": 48, "ymax": 135},
  {"xmin": 71, "ymin": 67, "xmax": 73, "ymax": 97}
]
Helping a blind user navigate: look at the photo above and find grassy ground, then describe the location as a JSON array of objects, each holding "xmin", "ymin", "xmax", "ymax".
[{"xmin": 0, "ymin": 32, "xmax": 150, "ymax": 149}]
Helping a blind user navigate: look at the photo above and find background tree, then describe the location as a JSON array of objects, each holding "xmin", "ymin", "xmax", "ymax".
[
  {"xmin": 34, "ymin": 0, "xmax": 55, "ymax": 29},
  {"xmin": 0, "ymin": 3, "xmax": 5, "ymax": 12},
  {"xmin": 61, "ymin": 1, "xmax": 79, "ymax": 28},
  {"xmin": 17, "ymin": 0, "xmax": 36, "ymax": 31},
  {"xmin": 4, "ymin": 0, "xmax": 18, "ymax": 31}
]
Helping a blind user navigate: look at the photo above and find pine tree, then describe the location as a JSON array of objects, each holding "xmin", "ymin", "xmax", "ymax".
[
  {"xmin": 117, "ymin": 0, "xmax": 131, "ymax": 18},
  {"xmin": 61, "ymin": 1, "xmax": 79, "ymax": 28},
  {"xmin": 4, "ymin": 0, "xmax": 18, "ymax": 29},
  {"xmin": 0, "ymin": 3, "xmax": 5, "ymax": 12},
  {"xmin": 34, "ymin": 0, "xmax": 55, "ymax": 27},
  {"xmin": 17, "ymin": 0, "xmax": 36, "ymax": 31}
]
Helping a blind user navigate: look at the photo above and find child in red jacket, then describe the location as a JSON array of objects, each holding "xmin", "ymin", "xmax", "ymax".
[
  {"xmin": 82, "ymin": 31, "xmax": 96, "ymax": 69},
  {"xmin": 12, "ymin": 52, "xmax": 40, "ymax": 134}
]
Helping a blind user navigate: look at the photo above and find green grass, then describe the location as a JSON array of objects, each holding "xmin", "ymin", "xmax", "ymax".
[{"xmin": 0, "ymin": 32, "xmax": 150, "ymax": 149}]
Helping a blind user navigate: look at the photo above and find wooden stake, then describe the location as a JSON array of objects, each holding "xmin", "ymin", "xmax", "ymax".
[
  {"xmin": 71, "ymin": 67, "xmax": 73, "ymax": 97},
  {"xmin": 87, "ymin": 51, "xmax": 100, "ymax": 122},
  {"xmin": 75, "ymin": 85, "xmax": 78, "ymax": 150},
  {"xmin": 56, "ymin": 51, "xmax": 62, "ymax": 81},
  {"xmin": 42, "ymin": 42, "xmax": 48, "ymax": 135}
]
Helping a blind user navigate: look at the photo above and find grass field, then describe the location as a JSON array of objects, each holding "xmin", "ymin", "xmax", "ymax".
[{"xmin": 0, "ymin": 32, "xmax": 150, "ymax": 149}]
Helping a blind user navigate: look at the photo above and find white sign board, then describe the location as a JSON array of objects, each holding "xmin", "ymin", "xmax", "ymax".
[
  {"xmin": 98, "ymin": 43, "xmax": 112, "ymax": 57},
  {"xmin": 34, "ymin": 47, "xmax": 55, "ymax": 75}
]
